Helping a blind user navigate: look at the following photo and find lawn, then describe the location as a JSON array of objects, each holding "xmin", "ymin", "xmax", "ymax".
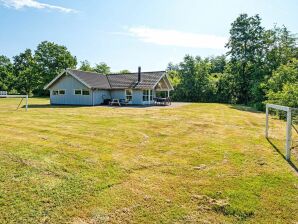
[{"xmin": 0, "ymin": 98, "xmax": 297, "ymax": 224}]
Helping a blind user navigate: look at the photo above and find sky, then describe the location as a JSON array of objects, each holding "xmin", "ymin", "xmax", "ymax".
[{"xmin": 0, "ymin": 0, "xmax": 297, "ymax": 72}]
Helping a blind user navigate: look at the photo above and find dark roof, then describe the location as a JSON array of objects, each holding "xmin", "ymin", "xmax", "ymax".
[
  {"xmin": 67, "ymin": 69, "xmax": 167, "ymax": 90},
  {"xmin": 68, "ymin": 69, "xmax": 111, "ymax": 89},
  {"xmin": 107, "ymin": 71, "xmax": 165, "ymax": 89}
]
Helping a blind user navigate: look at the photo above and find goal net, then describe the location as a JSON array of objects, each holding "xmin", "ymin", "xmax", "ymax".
[
  {"xmin": 0, "ymin": 91, "xmax": 28, "ymax": 111},
  {"xmin": 265, "ymin": 104, "xmax": 298, "ymax": 161}
]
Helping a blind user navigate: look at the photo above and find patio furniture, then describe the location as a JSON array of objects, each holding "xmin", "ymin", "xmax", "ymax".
[
  {"xmin": 102, "ymin": 98, "xmax": 111, "ymax": 105},
  {"xmin": 153, "ymin": 97, "xmax": 171, "ymax": 106},
  {"xmin": 110, "ymin": 99, "xmax": 121, "ymax": 106},
  {"xmin": 119, "ymin": 99, "xmax": 129, "ymax": 106}
]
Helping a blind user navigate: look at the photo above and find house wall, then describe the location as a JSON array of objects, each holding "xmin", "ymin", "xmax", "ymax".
[
  {"xmin": 110, "ymin": 89, "xmax": 155, "ymax": 105},
  {"xmin": 93, "ymin": 89, "xmax": 111, "ymax": 105},
  {"xmin": 49, "ymin": 74, "xmax": 92, "ymax": 105},
  {"xmin": 110, "ymin": 90, "xmax": 125, "ymax": 100},
  {"xmin": 49, "ymin": 75, "xmax": 158, "ymax": 106}
]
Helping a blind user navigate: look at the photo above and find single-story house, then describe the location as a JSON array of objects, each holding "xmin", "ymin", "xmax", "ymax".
[{"xmin": 44, "ymin": 67, "xmax": 174, "ymax": 106}]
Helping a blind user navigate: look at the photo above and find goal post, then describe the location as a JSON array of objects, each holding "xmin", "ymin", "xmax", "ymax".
[
  {"xmin": 0, "ymin": 91, "xmax": 28, "ymax": 111},
  {"xmin": 265, "ymin": 103, "xmax": 297, "ymax": 161}
]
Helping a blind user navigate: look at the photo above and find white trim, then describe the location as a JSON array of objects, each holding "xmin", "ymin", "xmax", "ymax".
[
  {"xmin": 58, "ymin": 89, "xmax": 66, "ymax": 95},
  {"xmin": 52, "ymin": 90, "xmax": 59, "ymax": 95},
  {"xmin": 82, "ymin": 89, "xmax": 91, "ymax": 96},
  {"xmin": 44, "ymin": 70, "xmax": 66, "ymax": 90},
  {"xmin": 142, "ymin": 89, "xmax": 153, "ymax": 104},
  {"xmin": 44, "ymin": 69, "xmax": 92, "ymax": 90},
  {"xmin": 125, "ymin": 89, "xmax": 133, "ymax": 103},
  {"xmin": 152, "ymin": 73, "xmax": 174, "ymax": 90},
  {"xmin": 74, "ymin": 89, "xmax": 82, "ymax": 95}
]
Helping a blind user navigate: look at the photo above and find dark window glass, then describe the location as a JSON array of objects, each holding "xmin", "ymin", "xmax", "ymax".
[{"xmin": 82, "ymin": 90, "xmax": 90, "ymax": 95}]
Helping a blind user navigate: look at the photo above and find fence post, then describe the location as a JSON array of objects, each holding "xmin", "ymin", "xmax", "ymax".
[
  {"xmin": 265, "ymin": 104, "xmax": 269, "ymax": 138},
  {"xmin": 285, "ymin": 108, "xmax": 292, "ymax": 161},
  {"xmin": 25, "ymin": 95, "xmax": 28, "ymax": 111}
]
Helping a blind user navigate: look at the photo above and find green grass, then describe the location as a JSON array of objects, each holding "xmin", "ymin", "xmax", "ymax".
[{"xmin": 0, "ymin": 98, "xmax": 297, "ymax": 224}]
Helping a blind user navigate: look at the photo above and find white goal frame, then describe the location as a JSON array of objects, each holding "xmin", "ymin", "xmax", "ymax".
[
  {"xmin": 0, "ymin": 91, "xmax": 28, "ymax": 111},
  {"xmin": 265, "ymin": 104, "xmax": 297, "ymax": 161}
]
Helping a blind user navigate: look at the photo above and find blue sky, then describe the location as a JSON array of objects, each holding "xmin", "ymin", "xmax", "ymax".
[{"xmin": 0, "ymin": 0, "xmax": 297, "ymax": 72}]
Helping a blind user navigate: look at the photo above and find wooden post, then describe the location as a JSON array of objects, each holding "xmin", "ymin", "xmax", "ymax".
[
  {"xmin": 265, "ymin": 104, "xmax": 269, "ymax": 138},
  {"xmin": 285, "ymin": 108, "xmax": 292, "ymax": 161},
  {"xmin": 167, "ymin": 90, "xmax": 170, "ymax": 97}
]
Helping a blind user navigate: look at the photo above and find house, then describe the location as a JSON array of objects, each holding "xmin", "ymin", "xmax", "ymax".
[{"xmin": 44, "ymin": 67, "xmax": 174, "ymax": 106}]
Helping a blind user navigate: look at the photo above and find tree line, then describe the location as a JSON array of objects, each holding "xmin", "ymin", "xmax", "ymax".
[
  {"xmin": 0, "ymin": 42, "xmax": 123, "ymax": 96},
  {"xmin": 168, "ymin": 14, "xmax": 298, "ymax": 109},
  {"xmin": 0, "ymin": 14, "xmax": 297, "ymax": 109}
]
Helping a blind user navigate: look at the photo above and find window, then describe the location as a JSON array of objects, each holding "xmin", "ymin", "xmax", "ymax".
[
  {"xmin": 74, "ymin": 89, "xmax": 82, "ymax": 95},
  {"xmin": 125, "ymin": 89, "xmax": 132, "ymax": 102},
  {"xmin": 82, "ymin": 90, "xmax": 90, "ymax": 95},
  {"xmin": 52, "ymin": 90, "xmax": 58, "ymax": 95},
  {"xmin": 59, "ymin": 90, "xmax": 65, "ymax": 95},
  {"xmin": 143, "ymin": 90, "xmax": 153, "ymax": 101}
]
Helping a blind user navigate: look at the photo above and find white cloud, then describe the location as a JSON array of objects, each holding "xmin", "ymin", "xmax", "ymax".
[
  {"xmin": 0, "ymin": 0, "xmax": 77, "ymax": 13},
  {"xmin": 127, "ymin": 27, "xmax": 227, "ymax": 49}
]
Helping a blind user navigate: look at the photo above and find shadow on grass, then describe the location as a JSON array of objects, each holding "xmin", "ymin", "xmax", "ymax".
[
  {"xmin": 22, "ymin": 104, "xmax": 172, "ymax": 109},
  {"xmin": 228, "ymin": 105, "xmax": 263, "ymax": 114},
  {"xmin": 22, "ymin": 104, "xmax": 86, "ymax": 109},
  {"xmin": 267, "ymin": 138, "xmax": 298, "ymax": 173}
]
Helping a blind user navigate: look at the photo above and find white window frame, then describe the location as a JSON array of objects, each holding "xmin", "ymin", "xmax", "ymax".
[
  {"xmin": 125, "ymin": 89, "xmax": 133, "ymax": 103},
  {"xmin": 52, "ymin": 90, "xmax": 59, "ymax": 95},
  {"xmin": 58, "ymin": 89, "xmax": 66, "ymax": 95},
  {"xmin": 143, "ymin": 89, "xmax": 153, "ymax": 102},
  {"xmin": 82, "ymin": 89, "xmax": 90, "ymax": 96},
  {"xmin": 74, "ymin": 89, "xmax": 82, "ymax": 95}
]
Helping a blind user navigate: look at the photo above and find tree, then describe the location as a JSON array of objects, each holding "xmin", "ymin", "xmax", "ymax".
[
  {"xmin": 93, "ymin": 62, "xmax": 110, "ymax": 74},
  {"xmin": 79, "ymin": 60, "xmax": 93, "ymax": 71},
  {"xmin": 226, "ymin": 14, "xmax": 266, "ymax": 104},
  {"xmin": 0, "ymin": 55, "xmax": 13, "ymax": 91},
  {"xmin": 208, "ymin": 55, "xmax": 227, "ymax": 74},
  {"xmin": 168, "ymin": 55, "xmax": 213, "ymax": 102},
  {"xmin": 266, "ymin": 59, "xmax": 298, "ymax": 108},
  {"xmin": 34, "ymin": 41, "xmax": 77, "ymax": 95},
  {"xmin": 13, "ymin": 49, "xmax": 37, "ymax": 95},
  {"xmin": 264, "ymin": 25, "xmax": 298, "ymax": 73},
  {"xmin": 118, "ymin": 69, "xmax": 130, "ymax": 74}
]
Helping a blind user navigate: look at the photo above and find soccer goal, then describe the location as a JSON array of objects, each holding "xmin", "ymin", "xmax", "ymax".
[
  {"xmin": 0, "ymin": 91, "xmax": 28, "ymax": 111},
  {"xmin": 265, "ymin": 104, "xmax": 298, "ymax": 161}
]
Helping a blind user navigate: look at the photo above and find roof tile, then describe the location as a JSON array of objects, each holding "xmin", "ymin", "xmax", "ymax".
[{"xmin": 67, "ymin": 69, "xmax": 166, "ymax": 89}]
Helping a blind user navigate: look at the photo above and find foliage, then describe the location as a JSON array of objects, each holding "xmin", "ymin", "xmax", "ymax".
[
  {"xmin": 169, "ymin": 14, "xmax": 297, "ymax": 109},
  {"xmin": 34, "ymin": 41, "xmax": 77, "ymax": 95},
  {"xmin": 266, "ymin": 59, "xmax": 298, "ymax": 108},
  {"xmin": 93, "ymin": 62, "xmax": 110, "ymax": 74},
  {"xmin": 168, "ymin": 55, "xmax": 229, "ymax": 103},
  {"xmin": 118, "ymin": 69, "xmax": 130, "ymax": 73},
  {"xmin": 226, "ymin": 14, "xmax": 266, "ymax": 104},
  {"xmin": 13, "ymin": 49, "xmax": 38, "ymax": 95},
  {"xmin": 0, "ymin": 14, "xmax": 296, "ymax": 105},
  {"xmin": 79, "ymin": 61, "xmax": 111, "ymax": 74},
  {"xmin": 0, "ymin": 55, "xmax": 13, "ymax": 92},
  {"xmin": 79, "ymin": 60, "xmax": 94, "ymax": 72}
]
